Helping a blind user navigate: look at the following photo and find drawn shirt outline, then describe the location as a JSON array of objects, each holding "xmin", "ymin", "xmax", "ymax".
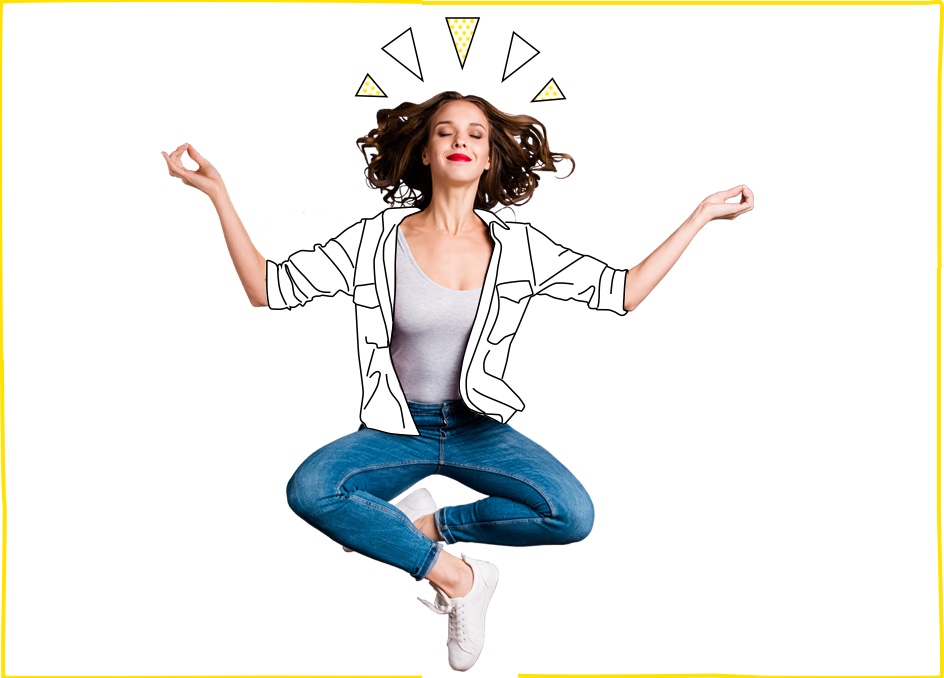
[{"xmin": 266, "ymin": 207, "xmax": 628, "ymax": 435}]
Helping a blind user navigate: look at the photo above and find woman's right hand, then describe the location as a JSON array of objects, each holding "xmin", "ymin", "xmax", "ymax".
[
  {"xmin": 162, "ymin": 143, "xmax": 225, "ymax": 198},
  {"xmin": 162, "ymin": 142, "xmax": 267, "ymax": 306}
]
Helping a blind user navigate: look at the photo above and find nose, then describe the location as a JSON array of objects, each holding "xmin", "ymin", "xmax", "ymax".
[{"xmin": 453, "ymin": 137, "xmax": 467, "ymax": 148}]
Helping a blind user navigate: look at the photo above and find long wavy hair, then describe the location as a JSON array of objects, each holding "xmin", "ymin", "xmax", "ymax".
[{"xmin": 356, "ymin": 91, "xmax": 574, "ymax": 210}]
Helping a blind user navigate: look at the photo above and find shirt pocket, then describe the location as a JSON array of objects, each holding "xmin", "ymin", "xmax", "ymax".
[
  {"xmin": 488, "ymin": 280, "xmax": 533, "ymax": 344},
  {"xmin": 353, "ymin": 283, "xmax": 389, "ymax": 348},
  {"xmin": 353, "ymin": 283, "xmax": 381, "ymax": 308}
]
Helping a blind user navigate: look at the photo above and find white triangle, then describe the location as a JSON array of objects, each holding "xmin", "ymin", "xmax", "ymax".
[
  {"xmin": 502, "ymin": 32, "xmax": 539, "ymax": 81},
  {"xmin": 383, "ymin": 28, "xmax": 423, "ymax": 81}
]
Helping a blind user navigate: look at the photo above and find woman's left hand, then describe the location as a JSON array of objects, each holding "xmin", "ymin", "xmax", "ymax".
[{"xmin": 697, "ymin": 185, "xmax": 754, "ymax": 223}]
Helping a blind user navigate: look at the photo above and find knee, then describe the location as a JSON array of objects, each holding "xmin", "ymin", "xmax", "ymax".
[
  {"xmin": 285, "ymin": 471, "xmax": 304, "ymax": 515},
  {"xmin": 285, "ymin": 470, "xmax": 308, "ymax": 518},
  {"xmin": 285, "ymin": 466, "xmax": 333, "ymax": 525},
  {"xmin": 555, "ymin": 490, "xmax": 594, "ymax": 544}
]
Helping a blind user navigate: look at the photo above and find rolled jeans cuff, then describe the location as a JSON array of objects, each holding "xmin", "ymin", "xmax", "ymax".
[
  {"xmin": 416, "ymin": 540, "xmax": 443, "ymax": 580},
  {"xmin": 436, "ymin": 507, "xmax": 460, "ymax": 546}
]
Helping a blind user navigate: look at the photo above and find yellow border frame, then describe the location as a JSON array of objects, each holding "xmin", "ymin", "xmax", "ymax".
[{"xmin": 0, "ymin": 1, "xmax": 939, "ymax": 677}]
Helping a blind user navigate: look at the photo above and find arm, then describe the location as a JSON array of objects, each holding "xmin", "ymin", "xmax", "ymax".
[
  {"xmin": 526, "ymin": 224, "xmax": 628, "ymax": 315},
  {"xmin": 623, "ymin": 184, "xmax": 754, "ymax": 312},
  {"xmin": 162, "ymin": 143, "xmax": 267, "ymax": 307}
]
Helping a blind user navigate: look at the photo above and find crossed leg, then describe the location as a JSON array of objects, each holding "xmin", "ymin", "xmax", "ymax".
[{"xmin": 285, "ymin": 414, "xmax": 593, "ymax": 586}]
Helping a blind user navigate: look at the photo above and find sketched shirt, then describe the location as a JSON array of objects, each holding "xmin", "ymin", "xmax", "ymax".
[{"xmin": 266, "ymin": 207, "xmax": 628, "ymax": 435}]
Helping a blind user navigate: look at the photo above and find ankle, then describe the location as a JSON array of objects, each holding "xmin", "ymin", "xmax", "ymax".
[
  {"xmin": 429, "ymin": 553, "xmax": 474, "ymax": 599},
  {"xmin": 445, "ymin": 559, "xmax": 474, "ymax": 599},
  {"xmin": 415, "ymin": 513, "xmax": 442, "ymax": 541}
]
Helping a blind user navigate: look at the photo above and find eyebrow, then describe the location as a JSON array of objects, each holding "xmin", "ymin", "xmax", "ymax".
[{"xmin": 433, "ymin": 120, "xmax": 487, "ymax": 130}]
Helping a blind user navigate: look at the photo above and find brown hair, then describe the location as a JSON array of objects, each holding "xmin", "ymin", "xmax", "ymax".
[{"xmin": 356, "ymin": 91, "xmax": 573, "ymax": 210}]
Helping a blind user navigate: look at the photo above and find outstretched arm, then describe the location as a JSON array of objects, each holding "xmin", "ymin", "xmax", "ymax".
[
  {"xmin": 162, "ymin": 143, "xmax": 268, "ymax": 307},
  {"xmin": 623, "ymin": 185, "xmax": 754, "ymax": 312}
]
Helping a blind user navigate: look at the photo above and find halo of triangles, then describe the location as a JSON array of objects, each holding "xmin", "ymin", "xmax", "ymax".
[{"xmin": 356, "ymin": 22, "xmax": 567, "ymax": 105}]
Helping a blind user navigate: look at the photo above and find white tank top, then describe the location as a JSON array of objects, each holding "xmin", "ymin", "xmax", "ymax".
[{"xmin": 389, "ymin": 228, "xmax": 482, "ymax": 403}]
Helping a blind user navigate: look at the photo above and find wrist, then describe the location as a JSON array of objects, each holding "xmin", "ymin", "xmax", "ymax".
[
  {"xmin": 689, "ymin": 204, "xmax": 711, "ymax": 230},
  {"xmin": 208, "ymin": 183, "xmax": 231, "ymax": 209}
]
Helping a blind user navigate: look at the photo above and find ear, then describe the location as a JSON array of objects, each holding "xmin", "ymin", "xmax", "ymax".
[
  {"xmin": 422, "ymin": 146, "xmax": 430, "ymax": 166},
  {"xmin": 485, "ymin": 156, "xmax": 491, "ymax": 171}
]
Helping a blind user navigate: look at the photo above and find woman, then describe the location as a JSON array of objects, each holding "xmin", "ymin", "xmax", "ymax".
[{"xmin": 162, "ymin": 91, "xmax": 753, "ymax": 671}]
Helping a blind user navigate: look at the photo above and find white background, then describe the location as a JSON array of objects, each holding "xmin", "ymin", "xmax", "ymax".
[{"xmin": 1, "ymin": 3, "xmax": 939, "ymax": 677}]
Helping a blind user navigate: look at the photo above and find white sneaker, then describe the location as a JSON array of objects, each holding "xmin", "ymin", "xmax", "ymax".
[
  {"xmin": 342, "ymin": 488, "xmax": 438, "ymax": 552},
  {"xmin": 418, "ymin": 554, "xmax": 499, "ymax": 671}
]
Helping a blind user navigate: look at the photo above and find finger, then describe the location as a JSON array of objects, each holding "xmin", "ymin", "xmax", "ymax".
[
  {"xmin": 162, "ymin": 151, "xmax": 183, "ymax": 173},
  {"xmin": 741, "ymin": 185, "xmax": 754, "ymax": 205},
  {"xmin": 704, "ymin": 185, "xmax": 742, "ymax": 205},
  {"xmin": 707, "ymin": 199, "xmax": 748, "ymax": 219},
  {"xmin": 726, "ymin": 201, "xmax": 753, "ymax": 218},
  {"xmin": 162, "ymin": 151, "xmax": 178, "ymax": 171},
  {"xmin": 737, "ymin": 186, "xmax": 753, "ymax": 211},
  {"xmin": 162, "ymin": 152, "xmax": 192, "ymax": 180},
  {"xmin": 169, "ymin": 143, "xmax": 189, "ymax": 163},
  {"xmin": 185, "ymin": 143, "xmax": 208, "ymax": 166}
]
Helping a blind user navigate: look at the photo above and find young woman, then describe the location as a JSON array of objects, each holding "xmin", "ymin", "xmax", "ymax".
[{"xmin": 162, "ymin": 91, "xmax": 753, "ymax": 671}]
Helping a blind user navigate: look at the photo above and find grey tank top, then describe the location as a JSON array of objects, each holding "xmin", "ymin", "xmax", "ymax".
[{"xmin": 390, "ymin": 228, "xmax": 482, "ymax": 403}]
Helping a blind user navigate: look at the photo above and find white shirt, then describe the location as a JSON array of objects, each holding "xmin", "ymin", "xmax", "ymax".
[{"xmin": 266, "ymin": 207, "xmax": 628, "ymax": 435}]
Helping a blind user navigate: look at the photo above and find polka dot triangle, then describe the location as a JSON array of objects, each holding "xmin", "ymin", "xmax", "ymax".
[
  {"xmin": 355, "ymin": 73, "xmax": 387, "ymax": 98},
  {"xmin": 532, "ymin": 78, "xmax": 565, "ymax": 102},
  {"xmin": 446, "ymin": 17, "xmax": 479, "ymax": 69}
]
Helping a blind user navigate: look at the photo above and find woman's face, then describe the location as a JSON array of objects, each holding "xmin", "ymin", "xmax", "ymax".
[{"xmin": 422, "ymin": 99, "xmax": 491, "ymax": 188}]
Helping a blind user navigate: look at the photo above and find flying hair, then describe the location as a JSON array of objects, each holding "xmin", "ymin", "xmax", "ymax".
[{"xmin": 356, "ymin": 91, "xmax": 574, "ymax": 210}]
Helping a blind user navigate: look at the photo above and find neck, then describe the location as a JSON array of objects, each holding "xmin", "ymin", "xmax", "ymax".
[{"xmin": 423, "ymin": 185, "xmax": 481, "ymax": 236}]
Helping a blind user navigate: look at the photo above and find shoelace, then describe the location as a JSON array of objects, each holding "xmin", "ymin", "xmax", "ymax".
[{"xmin": 418, "ymin": 585, "xmax": 468, "ymax": 643}]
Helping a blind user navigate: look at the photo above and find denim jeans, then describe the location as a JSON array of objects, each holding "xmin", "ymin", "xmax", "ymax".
[{"xmin": 286, "ymin": 400, "xmax": 594, "ymax": 580}]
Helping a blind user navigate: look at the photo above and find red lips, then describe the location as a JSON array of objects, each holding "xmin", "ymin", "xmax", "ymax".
[{"xmin": 447, "ymin": 153, "xmax": 472, "ymax": 162}]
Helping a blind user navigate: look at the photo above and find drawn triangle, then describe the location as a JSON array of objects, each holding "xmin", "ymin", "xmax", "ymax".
[
  {"xmin": 355, "ymin": 73, "xmax": 387, "ymax": 98},
  {"xmin": 502, "ymin": 32, "xmax": 539, "ymax": 82},
  {"xmin": 532, "ymin": 78, "xmax": 565, "ymax": 102},
  {"xmin": 446, "ymin": 17, "xmax": 480, "ymax": 69},
  {"xmin": 382, "ymin": 27, "xmax": 423, "ymax": 81}
]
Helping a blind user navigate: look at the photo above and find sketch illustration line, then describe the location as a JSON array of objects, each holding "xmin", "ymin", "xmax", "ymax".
[
  {"xmin": 502, "ymin": 31, "xmax": 539, "ymax": 82},
  {"xmin": 356, "ymin": 73, "xmax": 387, "ymax": 98},
  {"xmin": 446, "ymin": 17, "xmax": 481, "ymax": 69},
  {"xmin": 382, "ymin": 27, "xmax": 424, "ymax": 81},
  {"xmin": 532, "ymin": 77, "xmax": 565, "ymax": 102}
]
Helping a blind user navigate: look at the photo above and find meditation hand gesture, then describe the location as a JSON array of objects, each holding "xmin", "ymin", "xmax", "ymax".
[
  {"xmin": 161, "ymin": 141, "xmax": 265, "ymax": 305},
  {"xmin": 162, "ymin": 143, "xmax": 225, "ymax": 199},
  {"xmin": 697, "ymin": 185, "xmax": 754, "ymax": 222}
]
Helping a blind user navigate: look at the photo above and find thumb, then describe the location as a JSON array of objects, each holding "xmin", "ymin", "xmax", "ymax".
[{"xmin": 718, "ymin": 185, "xmax": 745, "ymax": 200}]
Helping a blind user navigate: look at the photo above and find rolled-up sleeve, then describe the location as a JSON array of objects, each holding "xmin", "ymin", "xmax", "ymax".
[
  {"xmin": 526, "ymin": 225, "xmax": 628, "ymax": 316},
  {"xmin": 266, "ymin": 221, "xmax": 363, "ymax": 310}
]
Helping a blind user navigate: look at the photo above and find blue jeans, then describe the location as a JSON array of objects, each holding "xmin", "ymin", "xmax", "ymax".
[{"xmin": 286, "ymin": 400, "xmax": 594, "ymax": 580}]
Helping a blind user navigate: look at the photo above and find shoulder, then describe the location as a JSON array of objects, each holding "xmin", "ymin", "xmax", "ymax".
[
  {"xmin": 341, "ymin": 207, "xmax": 419, "ymax": 250},
  {"xmin": 474, "ymin": 208, "xmax": 533, "ymax": 240},
  {"xmin": 377, "ymin": 206, "xmax": 421, "ymax": 230}
]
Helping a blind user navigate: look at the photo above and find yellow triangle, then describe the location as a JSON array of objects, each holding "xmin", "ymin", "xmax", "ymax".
[
  {"xmin": 355, "ymin": 74, "xmax": 387, "ymax": 98},
  {"xmin": 531, "ymin": 78, "xmax": 565, "ymax": 102},
  {"xmin": 446, "ymin": 17, "xmax": 479, "ymax": 69}
]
